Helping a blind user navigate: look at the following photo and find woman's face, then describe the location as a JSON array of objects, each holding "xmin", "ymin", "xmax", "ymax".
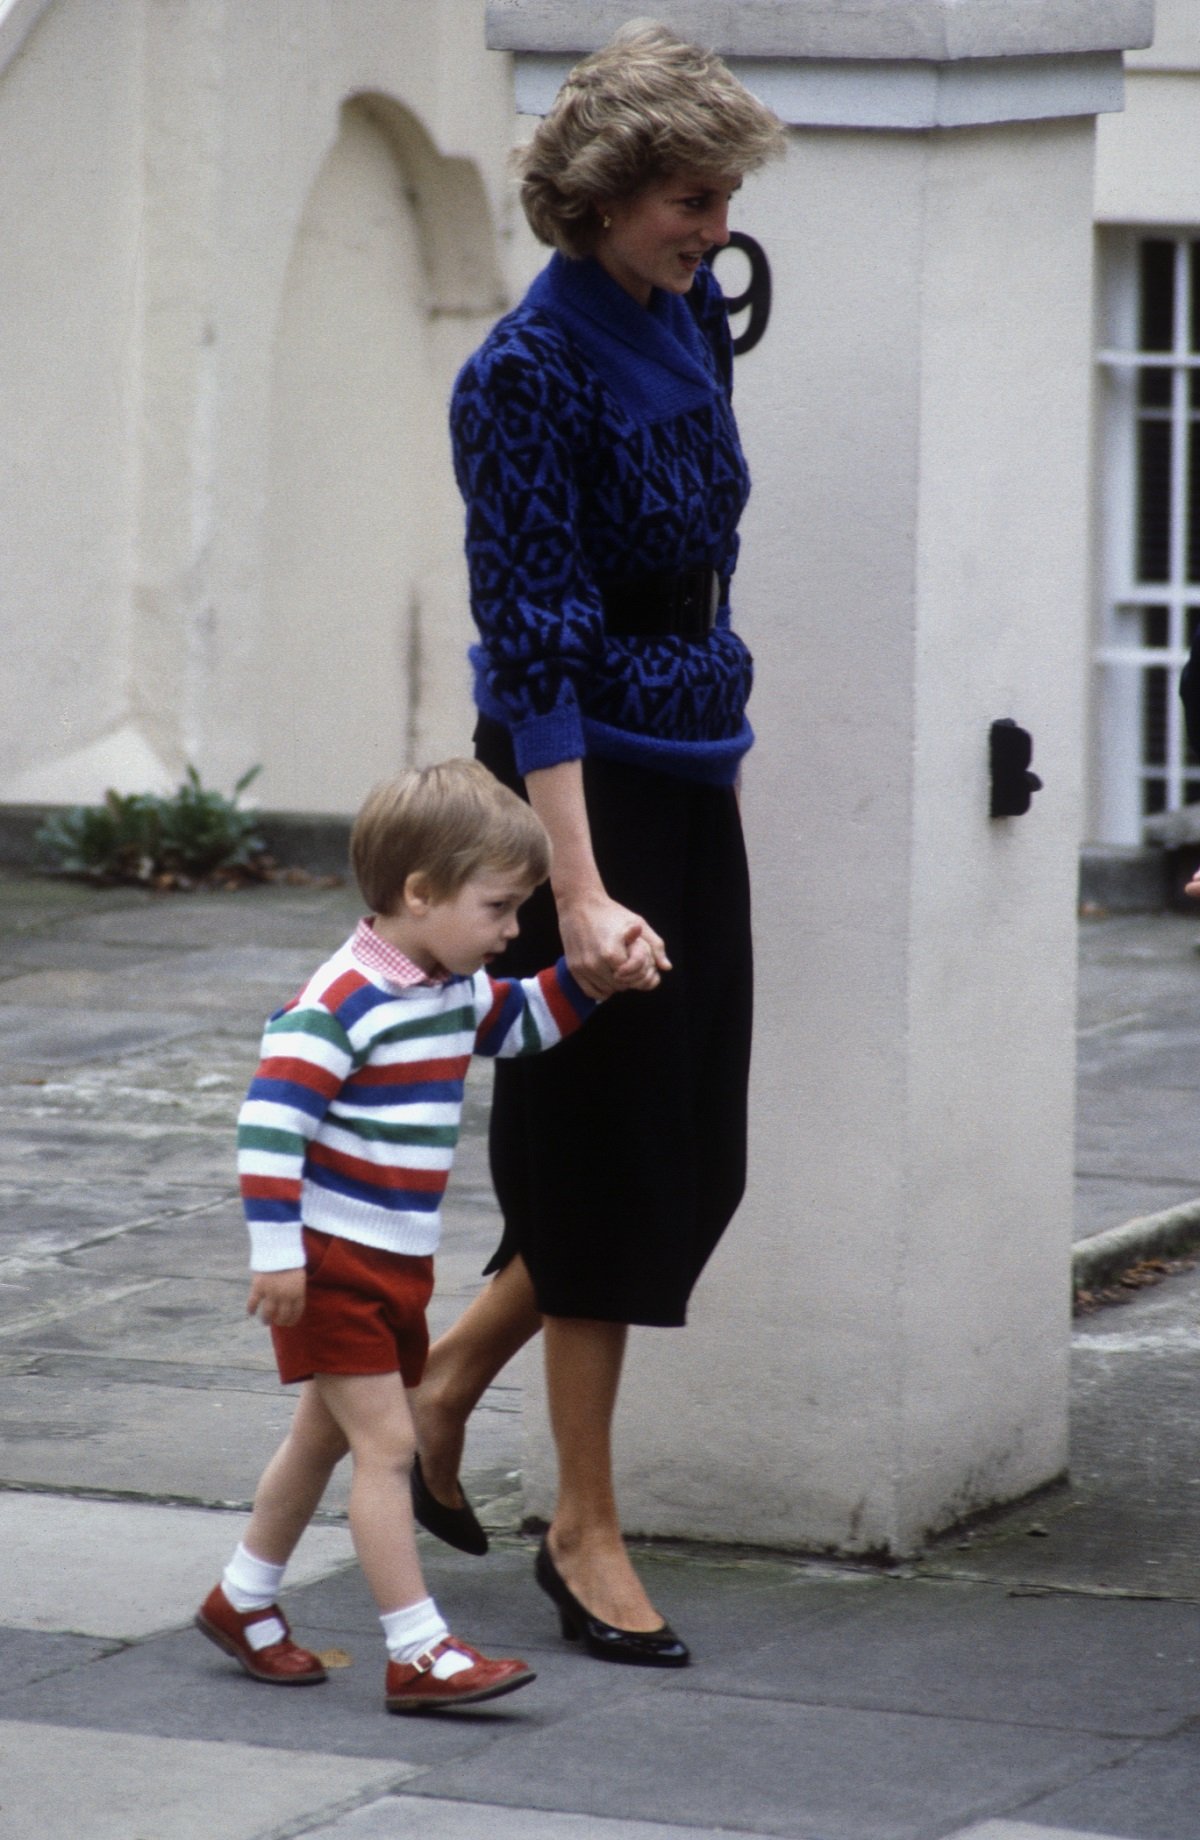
[{"xmin": 595, "ymin": 170, "xmax": 739, "ymax": 307}]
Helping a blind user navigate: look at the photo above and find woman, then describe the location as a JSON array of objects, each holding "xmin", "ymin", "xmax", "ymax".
[{"xmin": 411, "ymin": 21, "xmax": 785, "ymax": 1666}]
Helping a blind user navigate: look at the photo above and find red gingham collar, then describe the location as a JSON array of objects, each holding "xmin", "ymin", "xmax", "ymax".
[{"xmin": 351, "ymin": 917, "xmax": 446, "ymax": 988}]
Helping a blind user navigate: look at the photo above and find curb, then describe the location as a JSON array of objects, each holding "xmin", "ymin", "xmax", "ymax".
[{"xmin": 1073, "ymin": 1198, "xmax": 1200, "ymax": 1291}]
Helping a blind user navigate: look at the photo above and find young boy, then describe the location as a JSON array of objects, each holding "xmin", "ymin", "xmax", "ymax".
[{"xmin": 196, "ymin": 759, "xmax": 655, "ymax": 1714}]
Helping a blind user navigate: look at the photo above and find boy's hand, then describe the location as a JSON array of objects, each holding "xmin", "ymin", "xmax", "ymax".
[
  {"xmin": 557, "ymin": 893, "xmax": 669, "ymax": 997},
  {"xmin": 611, "ymin": 920, "xmax": 671, "ymax": 993},
  {"xmin": 247, "ymin": 1268, "xmax": 306, "ymax": 1328}
]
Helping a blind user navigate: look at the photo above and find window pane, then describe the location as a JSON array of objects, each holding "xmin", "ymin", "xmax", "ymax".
[
  {"xmin": 1189, "ymin": 605, "xmax": 1200, "ymax": 647},
  {"xmin": 1136, "ymin": 418, "xmax": 1172, "ymax": 580},
  {"xmin": 1143, "ymin": 606, "xmax": 1169, "ymax": 647},
  {"xmin": 1143, "ymin": 665, "xmax": 1168, "ymax": 765},
  {"xmin": 1190, "ymin": 420, "xmax": 1200, "ymax": 584},
  {"xmin": 1191, "ymin": 241, "xmax": 1200, "ymax": 353},
  {"xmin": 1140, "ymin": 368, "xmax": 1171, "ymax": 409},
  {"xmin": 1140, "ymin": 240, "xmax": 1176, "ymax": 351},
  {"xmin": 1143, "ymin": 777, "xmax": 1167, "ymax": 816}
]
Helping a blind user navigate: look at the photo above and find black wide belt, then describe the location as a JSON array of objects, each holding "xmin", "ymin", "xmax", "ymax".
[{"xmin": 600, "ymin": 565, "xmax": 720, "ymax": 639}]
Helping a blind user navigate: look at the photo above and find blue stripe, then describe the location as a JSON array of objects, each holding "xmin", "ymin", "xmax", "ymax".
[
  {"xmin": 331, "ymin": 981, "xmax": 398, "ymax": 1031},
  {"xmin": 307, "ymin": 1164, "xmax": 442, "ymax": 1214},
  {"xmin": 340, "ymin": 1078, "xmax": 465, "ymax": 1109},
  {"xmin": 243, "ymin": 1198, "xmax": 301, "ymax": 1224},
  {"xmin": 476, "ymin": 980, "xmax": 526, "ymax": 1057},
  {"xmin": 554, "ymin": 959, "xmax": 595, "ymax": 1024},
  {"xmin": 246, "ymin": 1076, "xmax": 329, "ymax": 1122}
]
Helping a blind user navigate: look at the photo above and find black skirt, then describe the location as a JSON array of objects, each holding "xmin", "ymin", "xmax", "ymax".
[{"xmin": 475, "ymin": 717, "xmax": 752, "ymax": 1327}]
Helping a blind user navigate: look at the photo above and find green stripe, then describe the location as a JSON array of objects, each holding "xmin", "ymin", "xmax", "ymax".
[
  {"xmin": 374, "ymin": 1004, "xmax": 474, "ymax": 1046},
  {"xmin": 266, "ymin": 1008, "xmax": 352, "ymax": 1052},
  {"xmin": 238, "ymin": 1123, "xmax": 305, "ymax": 1156},
  {"xmin": 341, "ymin": 1119, "xmax": 459, "ymax": 1149}
]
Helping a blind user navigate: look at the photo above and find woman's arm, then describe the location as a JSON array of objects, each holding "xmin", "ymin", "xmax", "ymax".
[{"xmin": 525, "ymin": 760, "xmax": 670, "ymax": 999}]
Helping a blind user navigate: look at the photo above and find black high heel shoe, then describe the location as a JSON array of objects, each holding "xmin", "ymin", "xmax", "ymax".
[
  {"xmin": 411, "ymin": 1455, "xmax": 489, "ymax": 1556},
  {"xmin": 534, "ymin": 1537, "xmax": 690, "ymax": 1668}
]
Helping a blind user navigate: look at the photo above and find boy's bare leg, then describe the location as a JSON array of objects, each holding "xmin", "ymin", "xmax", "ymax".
[
  {"xmin": 241, "ymin": 1380, "xmax": 349, "ymax": 1565},
  {"xmin": 542, "ymin": 1315, "xmax": 662, "ymax": 1633},
  {"xmin": 410, "ymin": 1254, "xmax": 542, "ymax": 1509},
  {"xmin": 314, "ymin": 1371, "xmax": 427, "ymax": 1610}
]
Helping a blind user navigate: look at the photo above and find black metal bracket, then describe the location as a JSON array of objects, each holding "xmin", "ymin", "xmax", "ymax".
[{"xmin": 989, "ymin": 719, "xmax": 1042, "ymax": 819}]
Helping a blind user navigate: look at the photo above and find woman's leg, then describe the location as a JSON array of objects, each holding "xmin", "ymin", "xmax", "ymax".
[
  {"xmin": 542, "ymin": 1314, "xmax": 663, "ymax": 1633},
  {"xmin": 241, "ymin": 1380, "xmax": 349, "ymax": 1565},
  {"xmin": 409, "ymin": 1254, "xmax": 542, "ymax": 1509}
]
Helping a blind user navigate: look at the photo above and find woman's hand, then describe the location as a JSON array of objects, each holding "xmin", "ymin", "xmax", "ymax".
[
  {"xmin": 557, "ymin": 891, "xmax": 670, "ymax": 999},
  {"xmin": 247, "ymin": 1268, "xmax": 306, "ymax": 1328},
  {"xmin": 1187, "ymin": 864, "xmax": 1200, "ymax": 900},
  {"xmin": 523, "ymin": 759, "xmax": 671, "ymax": 997}
]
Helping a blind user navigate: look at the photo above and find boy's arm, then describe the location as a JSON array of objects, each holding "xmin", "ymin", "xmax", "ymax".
[
  {"xmin": 474, "ymin": 958, "xmax": 600, "ymax": 1060},
  {"xmin": 236, "ymin": 1001, "xmax": 354, "ymax": 1275}
]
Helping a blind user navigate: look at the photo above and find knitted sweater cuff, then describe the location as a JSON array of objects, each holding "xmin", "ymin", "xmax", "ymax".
[
  {"xmin": 511, "ymin": 707, "xmax": 586, "ymax": 777},
  {"xmin": 248, "ymin": 1221, "xmax": 306, "ymax": 1273}
]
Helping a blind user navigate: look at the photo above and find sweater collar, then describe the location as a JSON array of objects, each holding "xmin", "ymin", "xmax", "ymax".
[{"xmin": 524, "ymin": 253, "xmax": 719, "ymax": 402}]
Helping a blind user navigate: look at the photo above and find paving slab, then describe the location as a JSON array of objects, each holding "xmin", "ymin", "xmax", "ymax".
[
  {"xmin": 919, "ymin": 1264, "xmax": 1200, "ymax": 1600},
  {"xmin": 950, "ymin": 1826, "xmax": 1118, "ymax": 1840},
  {"xmin": 0, "ymin": 1495, "xmax": 354, "ymax": 1637},
  {"xmin": 0, "ymin": 1722, "xmax": 412, "ymax": 1840},
  {"xmin": 418, "ymin": 1689, "xmax": 1132, "ymax": 1840},
  {"xmin": 0, "ymin": 1005, "xmax": 208, "ymax": 1067},
  {"xmin": 1011, "ymin": 1728, "xmax": 1200, "ymax": 1840},
  {"xmin": 302, "ymin": 1800, "xmax": 778, "ymax": 1840}
]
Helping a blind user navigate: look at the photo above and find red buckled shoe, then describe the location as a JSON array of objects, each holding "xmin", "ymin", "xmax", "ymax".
[
  {"xmin": 195, "ymin": 1584, "xmax": 327, "ymax": 1685},
  {"xmin": 384, "ymin": 1637, "xmax": 535, "ymax": 1713}
]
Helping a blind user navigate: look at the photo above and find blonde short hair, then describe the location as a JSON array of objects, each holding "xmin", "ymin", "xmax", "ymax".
[
  {"xmin": 517, "ymin": 20, "xmax": 786, "ymax": 259},
  {"xmin": 350, "ymin": 759, "xmax": 550, "ymax": 914}
]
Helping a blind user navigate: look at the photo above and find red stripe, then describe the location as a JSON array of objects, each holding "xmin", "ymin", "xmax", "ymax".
[
  {"xmin": 479, "ymin": 982, "xmax": 509, "ymax": 1041},
  {"xmin": 240, "ymin": 1176, "xmax": 300, "ymax": 1200},
  {"xmin": 308, "ymin": 1142, "xmax": 448, "ymax": 1193},
  {"xmin": 348, "ymin": 1055, "xmax": 469, "ymax": 1087},
  {"xmin": 323, "ymin": 969, "xmax": 369, "ymax": 1010},
  {"xmin": 537, "ymin": 966, "xmax": 577, "ymax": 1038},
  {"xmin": 258, "ymin": 1056, "xmax": 343, "ymax": 1098}
]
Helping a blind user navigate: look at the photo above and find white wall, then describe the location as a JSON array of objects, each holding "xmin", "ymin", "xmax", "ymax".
[
  {"xmin": 513, "ymin": 112, "xmax": 1096, "ymax": 1554},
  {"xmin": 0, "ymin": 0, "xmax": 538, "ymax": 812},
  {"xmin": 0, "ymin": 0, "xmax": 148, "ymax": 799}
]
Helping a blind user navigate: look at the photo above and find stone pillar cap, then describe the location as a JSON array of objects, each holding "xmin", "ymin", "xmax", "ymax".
[{"xmin": 485, "ymin": 0, "xmax": 1153, "ymax": 62}]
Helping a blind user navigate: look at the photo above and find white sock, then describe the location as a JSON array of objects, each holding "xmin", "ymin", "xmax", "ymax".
[
  {"xmin": 222, "ymin": 1543, "xmax": 286, "ymax": 1613},
  {"xmin": 381, "ymin": 1597, "xmax": 472, "ymax": 1679}
]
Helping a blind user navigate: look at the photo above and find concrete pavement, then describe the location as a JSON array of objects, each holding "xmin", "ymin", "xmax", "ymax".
[{"xmin": 2, "ymin": 867, "xmax": 1200, "ymax": 1840}]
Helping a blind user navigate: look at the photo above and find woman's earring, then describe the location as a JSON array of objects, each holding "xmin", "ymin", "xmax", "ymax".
[{"xmin": 602, "ymin": 213, "xmax": 612, "ymax": 230}]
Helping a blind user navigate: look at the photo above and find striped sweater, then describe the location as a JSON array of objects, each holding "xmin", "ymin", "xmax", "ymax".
[{"xmin": 237, "ymin": 925, "xmax": 594, "ymax": 1272}]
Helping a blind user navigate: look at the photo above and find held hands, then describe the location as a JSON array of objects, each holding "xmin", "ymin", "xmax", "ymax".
[
  {"xmin": 1187, "ymin": 866, "xmax": 1200, "ymax": 901},
  {"xmin": 247, "ymin": 1267, "xmax": 306, "ymax": 1328},
  {"xmin": 556, "ymin": 890, "xmax": 671, "ymax": 999}
]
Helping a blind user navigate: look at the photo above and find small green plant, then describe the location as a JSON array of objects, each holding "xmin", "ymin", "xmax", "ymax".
[{"xmin": 35, "ymin": 765, "xmax": 268, "ymax": 887}]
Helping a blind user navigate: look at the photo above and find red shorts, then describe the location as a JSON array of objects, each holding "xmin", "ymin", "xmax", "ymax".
[{"xmin": 270, "ymin": 1228, "xmax": 435, "ymax": 1386}]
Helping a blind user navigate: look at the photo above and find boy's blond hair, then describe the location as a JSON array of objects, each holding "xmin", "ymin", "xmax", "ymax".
[{"xmin": 350, "ymin": 759, "xmax": 550, "ymax": 914}]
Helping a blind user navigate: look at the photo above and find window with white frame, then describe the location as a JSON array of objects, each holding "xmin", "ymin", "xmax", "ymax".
[{"xmin": 1095, "ymin": 231, "xmax": 1200, "ymax": 843}]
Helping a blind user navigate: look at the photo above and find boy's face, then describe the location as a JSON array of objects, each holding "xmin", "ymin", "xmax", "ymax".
[{"xmin": 412, "ymin": 869, "xmax": 536, "ymax": 979}]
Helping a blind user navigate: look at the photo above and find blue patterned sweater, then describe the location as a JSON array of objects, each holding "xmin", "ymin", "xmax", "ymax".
[{"xmin": 450, "ymin": 253, "xmax": 754, "ymax": 785}]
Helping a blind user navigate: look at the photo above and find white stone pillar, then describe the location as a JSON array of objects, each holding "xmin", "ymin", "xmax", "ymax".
[{"xmin": 490, "ymin": 0, "xmax": 1153, "ymax": 1556}]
